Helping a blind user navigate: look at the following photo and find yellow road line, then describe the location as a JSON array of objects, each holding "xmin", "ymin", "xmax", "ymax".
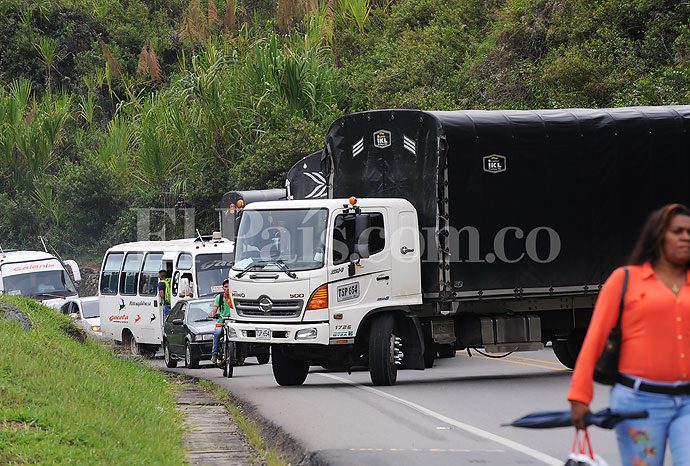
[{"xmin": 459, "ymin": 353, "xmax": 569, "ymax": 372}]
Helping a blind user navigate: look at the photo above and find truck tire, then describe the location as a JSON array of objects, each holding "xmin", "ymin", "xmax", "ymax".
[
  {"xmin": 369, "ymin": 314, "xmax": 399, "ymax": 386},
  {"xmin": 257, "ymin": 353, "xmax": 270, "ymax": 365},
  {"xmin": 437, "ymin": 344, "xmax": 456, "ymax": 359},
  {"xmin": 423, "ymin": 341, "xmax": 435, "ymax": 369},
  {"xmin": 272, "ymin": 347, "xmax": 309, "ymax": 386},
  {"xmin": 164, "ymin": 341, "xmax": 177, "ymax": 368},
  {"xmin": 185, "ymin": 342, "xmax": 200, "ymax": 369},
  {"xmin": 552, "ymin": 331, "xmax": 585, "ymax": 369},
  {"xmin": 223, "ymin": 340, "xmax": 234, "ymax": 378}
]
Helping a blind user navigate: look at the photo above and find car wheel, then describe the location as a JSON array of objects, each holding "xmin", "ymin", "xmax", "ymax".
[
  {"xmin": 164, "ymin": 341, "xmax": 177, "ymax": 368},
  {"xmin": 185, "ymin": 342, "xmax": 199, "ymax": 369}
]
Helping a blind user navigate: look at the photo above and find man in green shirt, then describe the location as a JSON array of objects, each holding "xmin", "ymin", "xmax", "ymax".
[{"xmin": 209, "ymin": 278, "xmax": 232, "ymax": 364}]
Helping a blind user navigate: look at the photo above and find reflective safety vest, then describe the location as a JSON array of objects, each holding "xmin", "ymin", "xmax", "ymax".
[{"xmin": 161, "ymin": 278, "xmax": 172, "ymax": 305}]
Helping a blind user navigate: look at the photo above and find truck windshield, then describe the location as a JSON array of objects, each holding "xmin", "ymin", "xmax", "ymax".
[
  {"xmin": 195, "ymin": 254, "xmax": 234, "ymax": 297},
  {"xmin": 1, "ymin": 265, "xmax": 78, "ymax": 298},
  {"xmin": 233, "ymin": 208, "xmax": 328, "ymax": 272}
]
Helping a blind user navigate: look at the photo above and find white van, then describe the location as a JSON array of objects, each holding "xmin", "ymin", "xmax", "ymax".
[
  {"xmin": 0, "ymin": 249, "xmax": 81, "ymax": 306},
  {"xmin": 99, "ymin": 234, "xmax": 234, "ymax": 356}
]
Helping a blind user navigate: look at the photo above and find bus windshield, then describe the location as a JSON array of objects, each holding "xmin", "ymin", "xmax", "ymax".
[
  {"xmin": 1, "ymin": 262, "xmax": 78, "ymax": 298},
  {"xmin": 195, "ymin": 254, "xmax": 234, "ymax": 297}
]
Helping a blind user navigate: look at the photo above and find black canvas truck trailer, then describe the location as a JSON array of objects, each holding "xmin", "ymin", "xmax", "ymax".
[{"xmin": 227, "ymin": 106, "xmax": 690, "ymax": 386}]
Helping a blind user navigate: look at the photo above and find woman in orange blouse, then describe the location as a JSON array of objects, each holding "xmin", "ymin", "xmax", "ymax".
[{"xmin": 569, "ymin": 203, "xmax": 690, "ymax": 466}]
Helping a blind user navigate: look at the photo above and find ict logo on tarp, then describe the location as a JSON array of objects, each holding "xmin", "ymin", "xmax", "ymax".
[
  {"xmin": 483, "ymin": 154, "xmax": 506, "ymax": 173},
  {"xmin": 373, "ymin": 130, "xmax": 392, "ymax": 149}
]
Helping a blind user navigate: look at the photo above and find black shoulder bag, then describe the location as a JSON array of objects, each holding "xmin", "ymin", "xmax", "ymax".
[{"xmin": 593, "ymin": 267, "xmax": 629, "ymax": 385}]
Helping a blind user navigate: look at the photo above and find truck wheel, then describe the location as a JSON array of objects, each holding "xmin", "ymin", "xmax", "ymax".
[
  {"xmin": 235, "ymin": 344, "xmax": 246, "ymax": 366},
  {"xmin": 224, "ymin": 340, "xmax": 234, "ymax": 378},
  {"xmin": 437, "ymin": 344, "xmax": 456, "ymax": 359},
  {"xmin": 423, "ymin": 341, "xmax": 435, "ymax": 369},
  {"xmin": 369, "ymin": 314, "xmax": 400, "ymax": 386},
  {"xmin": 272, "ymin": 347, "xmax": 309, "ymax": 386},
  {"xmin": 185, "ymin": 342, "xmax": 200, "ymax": 369},
  {"xmin": 552, "ymin": 341, "xmax": 575, "ymax": 369},
  {"xmin": 164, "ymin": 341, "xmax": 177, "ymax": 368},
  {"xmin": 257, "ymin": 353, "xmax": 270, "ymax": 365},
  {"xmin": 552, "ymin": 330, "xmax": 586, "ymax": 369}
]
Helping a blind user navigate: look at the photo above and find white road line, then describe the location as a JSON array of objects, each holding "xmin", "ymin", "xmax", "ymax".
[{"xmin": 316, "ymin": 373, "xmax": 562, "ymax": 466}]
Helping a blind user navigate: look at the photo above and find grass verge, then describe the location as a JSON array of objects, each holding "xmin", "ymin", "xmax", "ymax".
[
  {"xmin": 0, "ymin": 297, "xmax": 186, "ymax": 465},
  {"xmin": 197, "ymin": 379, "xmax": 288, "ymax": 466}
]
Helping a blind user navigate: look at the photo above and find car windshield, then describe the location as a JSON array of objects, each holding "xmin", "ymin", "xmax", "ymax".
[
  {"xmin": 81, "ymin": 300, "xmax": 99, "ymax": 319},
  {"xmin": 195, "ymin": 254, "xmax": 234, "ymax": 297},
  {"xmin": 1, "ymin": 265, "xmax": 78, "ymax": 298},
  {"xmin": 233, "ymin": 208, "xmax": 328, "ymax": 272},
  {"xmin": 187, "ymin": 300, "xmax": 215, "ymax": 322}
]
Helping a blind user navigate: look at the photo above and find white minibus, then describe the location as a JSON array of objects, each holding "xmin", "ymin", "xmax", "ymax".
[{"xmin": 99, "ymin": 234, "xmax": 233, "ymax": 355}]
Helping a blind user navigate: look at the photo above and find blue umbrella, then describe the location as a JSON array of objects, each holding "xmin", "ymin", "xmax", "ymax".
[{"xmin": 505, "ymin": 408, "xmax": 648, "ymax": 429}]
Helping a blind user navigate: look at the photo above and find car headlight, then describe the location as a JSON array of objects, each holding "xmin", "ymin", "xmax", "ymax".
[
  {"xmin": 193, "ymin": 334, "xmax": 214, "ymax": 342},
  {"xmin": 91, "ymin": 325, "xmax": 101, "ymax": 333}
]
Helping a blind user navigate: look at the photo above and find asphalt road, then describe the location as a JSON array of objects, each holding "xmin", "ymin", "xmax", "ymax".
[{"xmin": 152, "ymin": 349, "xmax": 638, "ymax": 466}]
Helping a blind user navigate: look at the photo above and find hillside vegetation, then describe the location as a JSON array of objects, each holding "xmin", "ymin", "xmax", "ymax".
[
  {"xmin": 1, "ymin": 0, "xmax": 689, "ymax": 258},
  {"xmin": 0, "ymin": 297, "xmax": 185, "ymax": 465}
]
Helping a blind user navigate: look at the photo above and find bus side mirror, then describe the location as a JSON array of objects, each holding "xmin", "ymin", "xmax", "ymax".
[{"xmin": 64, "ymin": 260, "xmax": 82, "ymax": 282}]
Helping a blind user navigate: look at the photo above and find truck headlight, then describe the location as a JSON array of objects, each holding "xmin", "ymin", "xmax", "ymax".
[
  {"xmin": 295, "ymin": 328, "xmax": 317, "ymax": 340},
  {"xmin": 91, "ymin": 325, "xmax": 101, "ymax": 333},
  {"xmin": 227, "ymin": 327, "xmax": 237, "ymax": 338}
]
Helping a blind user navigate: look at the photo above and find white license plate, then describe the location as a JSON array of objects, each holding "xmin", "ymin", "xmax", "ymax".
[
  {"xmin": 256, "ymin": 328, "xmax": 271, "ymax": 340},
  {"xmin": 337, "ymin": 282, "xmax": 359, "ymax": 302}
]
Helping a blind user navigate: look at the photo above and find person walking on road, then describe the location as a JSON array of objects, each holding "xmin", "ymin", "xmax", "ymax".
[
  {"xmin": 209, "ymin": 278, "xmax": 233, "ymax": 365},
  {"xmin": 158, "ymin": 270, "xmax": 172, "ymax": 319},
  {"xmin": 569, "ymin": 203, "xmax": 690, "ymax": 466}
]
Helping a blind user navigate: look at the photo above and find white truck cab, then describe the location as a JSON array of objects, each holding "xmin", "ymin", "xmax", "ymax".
[
  {"xmin": 0, "ymin": 249, "xmax": 81, "ymax": 306},
  {"xmin": 227, "ymin": 197, "xmax": 423, "ymax": 384}
]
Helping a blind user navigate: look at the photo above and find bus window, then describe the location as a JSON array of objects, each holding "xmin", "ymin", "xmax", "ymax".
[
  {"xmin": 139, "ymin": 253, "xmax": 163, "ymax": 296},
  {"xmin": 177, "ymin": 253, "xmax": 193, "ymax": 270},
  {"xmin": 120, "ymin": 252, "xmax": 143, "ymax": 296},
  {"xmin": 100, "ymin": 253, "xmax": 124, "ymax": 295}
]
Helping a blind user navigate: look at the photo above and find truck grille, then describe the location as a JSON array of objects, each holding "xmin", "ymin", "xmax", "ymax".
[{"xmin": 235, "ymin": 298, "xmax": 304, "ymax": 318}]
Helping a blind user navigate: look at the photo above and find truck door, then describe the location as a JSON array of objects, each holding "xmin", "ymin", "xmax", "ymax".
[{"xmin": 328, "ymin": 209, "xmax": 391, "ymax": 338}]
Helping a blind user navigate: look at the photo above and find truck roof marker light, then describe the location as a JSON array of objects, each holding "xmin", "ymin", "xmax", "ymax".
[
  {"xmin": 349, "ymin": 196, "xmax": 357, "ymax": 206},
  {"xmin": 237, "ymin": 199, "xmax": 245, "ymax": 209},
  {"xmin": 306, "ymin": 284, "xmax": 328, "ymax": 310}
]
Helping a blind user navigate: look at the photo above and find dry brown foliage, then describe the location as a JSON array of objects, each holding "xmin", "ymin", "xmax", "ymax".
[
  {"xmin": 99, "ymin": 40, "xmax": 122, "ymax": 79},
  {"xmin": 137, "ymin": 42, "xmax": 163, "ymax": 83},
  {"xmin": 208, "ymin": 0, "xmax": 220, "ymax": 31},
  {"xmin": 276, "ymin": 0, "xmax": 298, "ymax": 32},
  {"xmin": 223, "ymin": 0, "xmax": 236, "ymax": 34},
  {"xmin": 24, "ymin": 105, "xmax": 38, "ymax": 125},
  {"xmin": 181, "ymin": 0, "xmax": 208, "ymax": 44}
]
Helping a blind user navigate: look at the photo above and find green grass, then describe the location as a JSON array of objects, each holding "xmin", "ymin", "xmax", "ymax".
[
  {"xmin": 0, "ymin": 297, "xmax": 186, "ymax": 465},
  {"xmin": 198, "ymin": 379, "xmax": 288, "ymax": 466}
]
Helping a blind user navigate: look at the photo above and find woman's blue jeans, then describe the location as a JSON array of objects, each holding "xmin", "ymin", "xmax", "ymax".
[{"xmin": 610, "ymin": 377, "xmax": 690, "ymax": 466}]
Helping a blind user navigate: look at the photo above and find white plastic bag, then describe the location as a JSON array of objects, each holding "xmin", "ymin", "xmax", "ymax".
[{"xmin": 564, "ymin": 429, "xmax": 609, "ymax": 466}]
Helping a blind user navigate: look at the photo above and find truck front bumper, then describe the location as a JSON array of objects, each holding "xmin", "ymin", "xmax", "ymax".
[{"xmin": 226, "ymin": 321, "xmax": 330, "ymax": 345}]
